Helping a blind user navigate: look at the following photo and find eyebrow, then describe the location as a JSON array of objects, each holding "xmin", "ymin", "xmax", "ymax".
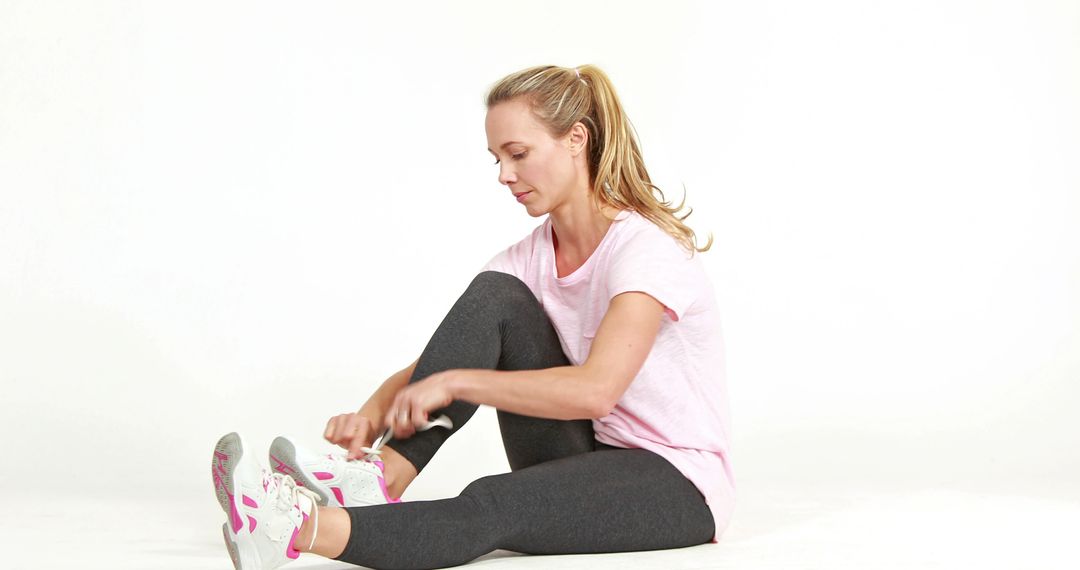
[{"xmin": 487, "ymin": 141, "xmax": 524, "ymax": 153}]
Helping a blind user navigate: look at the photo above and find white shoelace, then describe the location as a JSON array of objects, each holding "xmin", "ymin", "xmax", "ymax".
[
  {"xmin": 263, "ymin": 471, "xmax": 321, "ymax": 550},
  {"xmin": 351, "ymin": 414, "xmax": 455, "ymax": 462}
]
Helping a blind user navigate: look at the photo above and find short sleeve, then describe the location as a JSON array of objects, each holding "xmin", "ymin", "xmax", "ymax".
[
  {"xmin": 605, "ymin": 227, "xmax": 703, "ymax": 322},
  {"xmin": 480, "ymin": 247, "xmax": 516, "ymax": 277},
  {"xmin": 478, "ymin": 223, "xmax": 543, "ymax": 281}
]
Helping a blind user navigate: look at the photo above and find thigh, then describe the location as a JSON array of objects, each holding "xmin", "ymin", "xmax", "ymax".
[
  {"xmin": 496, "ymin": 409, "xmax": 596, "ymax": 472},
  {"xmin": 461, "ymin": 444, "xmax": 715, "ymax": 555},
  {"xmin": 387, "ymin": 271, "xmax": 579, "ymax": 473}
]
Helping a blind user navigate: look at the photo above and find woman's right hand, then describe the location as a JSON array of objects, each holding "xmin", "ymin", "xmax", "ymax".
[{"xmin": 324, "ymin": 412, "xmax": 383, "ymax": 460}]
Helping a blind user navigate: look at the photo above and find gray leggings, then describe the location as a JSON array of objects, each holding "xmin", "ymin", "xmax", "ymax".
[{"xmin": 333, "ymin": 271, "xmax": 714, "ymax": 570}]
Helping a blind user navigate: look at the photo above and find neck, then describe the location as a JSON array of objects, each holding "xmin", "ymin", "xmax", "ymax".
[{"xmin": 549, "ymin": 195, "xmax": 620, "ymax": 268}]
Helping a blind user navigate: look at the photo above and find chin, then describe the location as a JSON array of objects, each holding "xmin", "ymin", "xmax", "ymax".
[{"xmin": 521, "ymin": 200, "xmax": 549, "ymax": 218}]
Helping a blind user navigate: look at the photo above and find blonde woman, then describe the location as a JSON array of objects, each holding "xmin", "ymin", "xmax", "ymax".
[{"xmin": 210, "ymin": 64, "xmax": 735, "ymax": 570}]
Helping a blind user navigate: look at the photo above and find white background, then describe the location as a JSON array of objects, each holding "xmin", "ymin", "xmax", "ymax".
[{"xmin": 1, "ymin": 1, "xmax": 1077, "ymax": 568}]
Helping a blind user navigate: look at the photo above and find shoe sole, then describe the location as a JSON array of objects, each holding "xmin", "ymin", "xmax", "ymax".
[
  {"xmin": 269, "ymin": 436, "xmax": 335, "ymax": 507},
  {"xmin": 212, "ymin": 433, "xmax": 242, "ymax": 520},
  {"xmin": 221, "ymin": 522, "xmax": 241, "ymax": 569},
  {"xmin": 212, "ymin": 432, "xmax": 260, "ymax": 569}
]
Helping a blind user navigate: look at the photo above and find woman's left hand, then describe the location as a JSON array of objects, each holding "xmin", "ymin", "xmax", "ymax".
[{"xmin": 384, "ymin": 370, "xmax": 457, "ymax": 439}]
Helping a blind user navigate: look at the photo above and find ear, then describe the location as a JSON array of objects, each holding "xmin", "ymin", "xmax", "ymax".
[{"xmin": 567, "ymin": 121, "xmax": 589, "ymax": 157}]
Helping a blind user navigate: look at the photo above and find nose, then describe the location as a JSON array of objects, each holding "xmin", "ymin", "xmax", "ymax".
[{"xmin": 498, "ymin": 163, "xmax": 516, "ymax": 186}]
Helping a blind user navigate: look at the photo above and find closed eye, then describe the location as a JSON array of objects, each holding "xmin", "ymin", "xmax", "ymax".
[{"xmin": 493, "ymin": 152, "xmax": 527, "ymax": 165}]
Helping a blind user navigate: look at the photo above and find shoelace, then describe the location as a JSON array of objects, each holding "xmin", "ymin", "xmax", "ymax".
[
  {"xmin": 260, "ymin": 470, "xmax": 322, "ymax": 550},
  {"xmin": 342, "ymin": 414, "xmax": 455, "ymax": 463},
  {"xmin": 262, "ymin": 471, "xmax": 321, "ymax": 535}
]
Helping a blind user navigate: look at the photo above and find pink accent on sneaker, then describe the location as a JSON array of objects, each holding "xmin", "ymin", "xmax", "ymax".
[
  {"xmin": 313, "ymin": 472, "xmax": 334, "ymax": 481},
  {"xmin": 242, "ymin": 495, "xmax": 258, "ymax": 508},
  {"xmin": 377, "ymin": 475, "xmax": 402, "ymax": 504},
  {"xmin": 213, "ymin": 468, "xmax": 244, "ymax": 533},
  {"xmin": 370, "ymin": 459, "xmax": 401, "ymax": 503},
  {"xmin": 213, "ymin": 451, "xmax": 228, "ymax": 476},
  {"xmin": 230, "ymin": 499, "xmax": 243, "ymax": 532},
  {"xmin": 248, "ymin": 515, "xmax": 257, "ymax": 531},
  {"xmin": 332, "ymin": 487, "xmax": 344, "ymax": 505},
  {"xmin": 286, "ymin": 511, "xmax": 308, "ymax": 560},
  {"xmin": 270, "ymin": 454, "xmax": 295, "ymax": 475},
  {"xmin": 212, "ymin": 466, "xmax": 224, "ymax": 488}
]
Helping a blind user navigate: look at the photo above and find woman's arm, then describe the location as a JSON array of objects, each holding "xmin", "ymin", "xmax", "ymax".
[
  {"xmin": 326, "ymin": 356, "xmax": 421, "ymax": 456},
  {"xmin": 451, "ymin": 365, "xmax": 605, "ymax": 420},
  {"xmin": 452, "ymin": 291, "xmax": 664, "ymax": 419},
  {"xmin": 387, "ymin": 291, "xmax": 667, "ymax": 432},
  {"xmin": 358, "ymin": 357, "xmax": 419, "ymax": 424}
]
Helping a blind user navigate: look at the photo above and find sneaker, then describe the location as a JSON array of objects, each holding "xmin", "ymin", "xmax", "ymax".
[
  {"xmin": 212, "ymin": 432, "xmax": 321, "ymax": 569},
  {"xmin": 268, "ymin": 435, "xmax": 401, "ymax": 508}
]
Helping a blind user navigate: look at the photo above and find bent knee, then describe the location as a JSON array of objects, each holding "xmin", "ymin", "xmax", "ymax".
[
  {"xmin": 467, "ymin": 271, "xmax": 535, "ymax": 306},
  {"xmin": 461, "ymin": 472, "xmax": 504, "ymax": 496},
  {"xmin": 459, "ymin": 473, "xmax": 510, "ymax": 513}
]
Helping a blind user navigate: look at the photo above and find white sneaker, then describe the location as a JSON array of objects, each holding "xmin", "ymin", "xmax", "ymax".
[
  {"xmin": 268, "ymin": 435, "xmax": 401, "ymax": 508},
  {"xmin": 212, "ymin": 432, "xmax": 321, "ymax": 570}
]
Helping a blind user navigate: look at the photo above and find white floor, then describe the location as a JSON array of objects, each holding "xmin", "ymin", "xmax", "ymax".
[{"xmin": 10, "ymin": 479, "xmax": 1079, "ymax": 569}]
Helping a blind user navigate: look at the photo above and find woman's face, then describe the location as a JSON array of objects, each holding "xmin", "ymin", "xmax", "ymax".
[{"xmin": 486, "ymin": 99, "xmax": 579, "ymax": 216}]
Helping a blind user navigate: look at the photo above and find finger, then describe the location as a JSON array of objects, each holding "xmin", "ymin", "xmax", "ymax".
[
  {"xmin": 386, "ymin": 401, "xmax": 402, "ymax": 433},
  {"xmin": 411, "ymin": 401, "xmax": 428, "ymax": 428},
  {"xmin": 361, "ymin": 415, "xmax": 374, "ymax": 437},
  {"xmin": 389, "ymin": 407, "xmax": 403, "ymax": 438},
  {"xmin": 382, "ymin": 410, "xmax": 393, "ymax": 436},
  {"xmin": 342, "ymin": 414, "xmax": 364, "ymax": 443},
  {"xmin": 337, "ymin": 418, "xmax": 356, "ymax": 446},
  {"xmin": 332, "ymin": 415, "xmax": 357, "ymax": 448},
  {"xmin": 393, "ymin": 407, "xmax": 412, "ymax": 439},
  {"xmin": 383, "ymin": 406, "xmax": 398, "ymax": 435},
  {"xmin": 326, "ymin": 414, "xmax": 346, "ymax": 443},
  {"xmin": 346, "ymin": 420, "xmax": 371, "ymax": 460}
]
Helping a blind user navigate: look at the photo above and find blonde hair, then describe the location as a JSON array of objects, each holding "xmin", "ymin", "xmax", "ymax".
[{"xmin": 485, "ymin": 64, "xmax": 713, "ymax": 255}]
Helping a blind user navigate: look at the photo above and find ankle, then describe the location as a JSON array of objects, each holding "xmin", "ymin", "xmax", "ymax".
[
  {"xmin": 380, "ymin": 445, "xmax": 418, "ymax": 498},
  {"xmin": 296, "ymin": 506, "xmax": 319, "ymax": 552},
  {"xmin": 297, "ymin": 507, "xmax": 350, "ymax": 559}
]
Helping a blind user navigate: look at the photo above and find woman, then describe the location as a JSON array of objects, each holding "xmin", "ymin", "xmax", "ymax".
[{"xmin": 210, "ymin": 64, "xmax": 735, "ymax": 570}]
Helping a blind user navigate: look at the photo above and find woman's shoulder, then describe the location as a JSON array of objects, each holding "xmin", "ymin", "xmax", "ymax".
[
  {"xmin": 498, "ymin": 217, "xmax": 549, "ymax": 251},
  {"xmin": 480, "ymin": 218, "xmax": 549, "ymax": 277},
  {"xmin": 615, "ymin": 210, "xmax": 696, "ymax": 259}
]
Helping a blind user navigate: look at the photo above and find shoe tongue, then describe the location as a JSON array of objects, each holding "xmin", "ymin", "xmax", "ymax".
[{"xmin": 296, "ymin": 490, "xmax": 315, "ymax": 517}]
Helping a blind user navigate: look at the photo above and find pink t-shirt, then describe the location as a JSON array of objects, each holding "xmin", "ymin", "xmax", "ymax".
[{"xmin": 480, "ymin": 209, "xmax": 735, "ymax": 543}]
